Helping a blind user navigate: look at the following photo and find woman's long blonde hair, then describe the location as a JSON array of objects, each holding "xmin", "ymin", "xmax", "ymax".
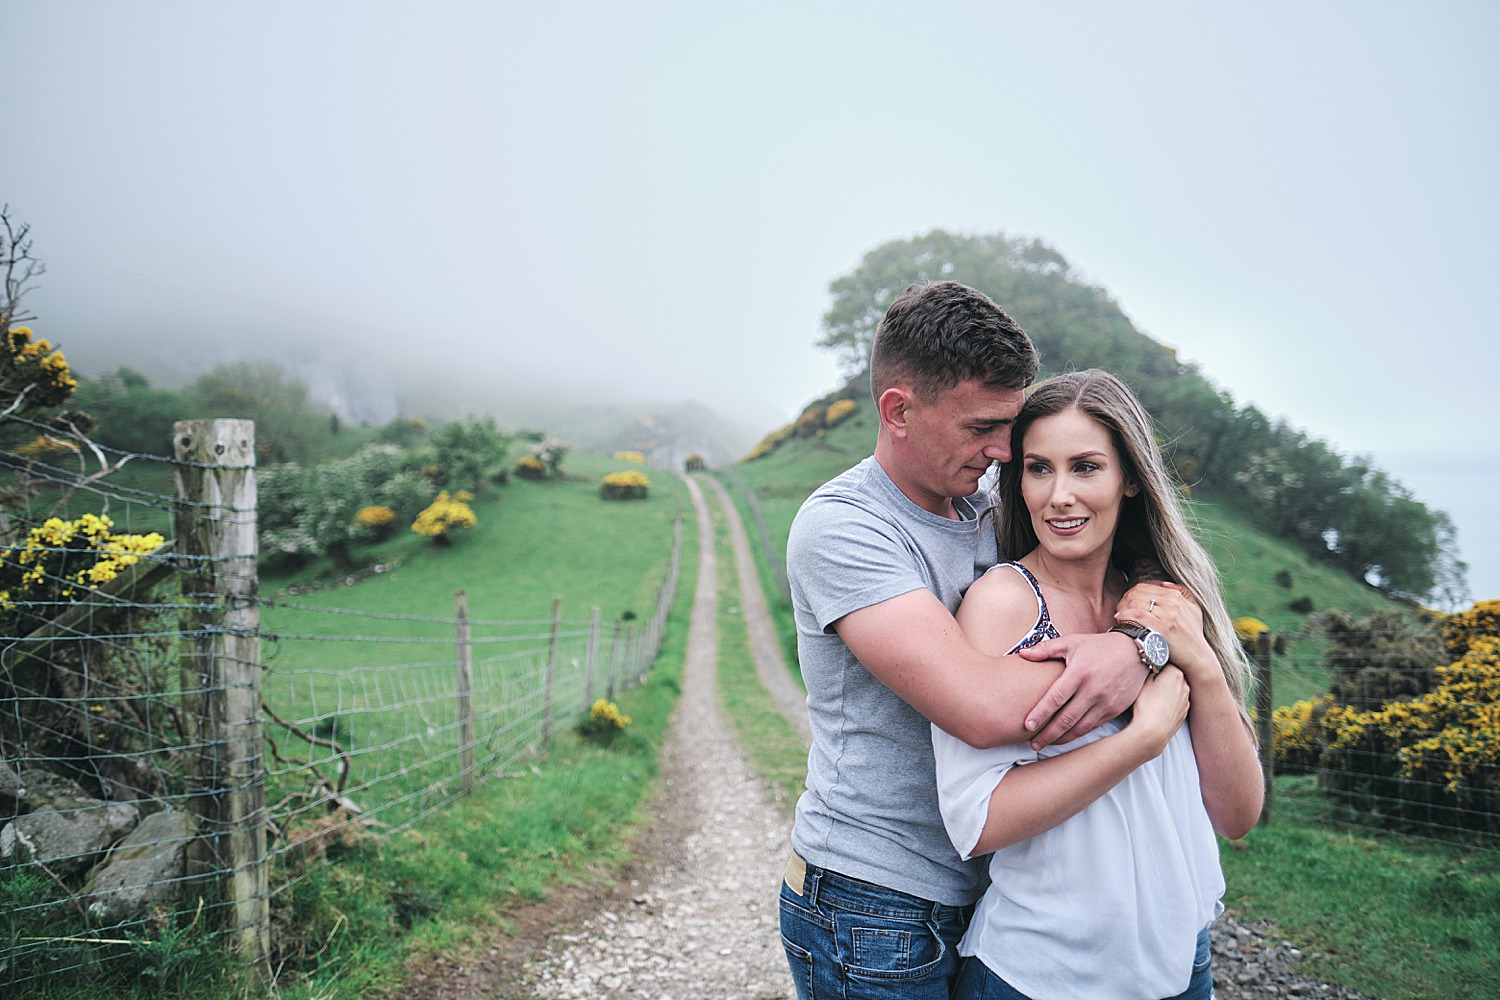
[{"xmin": 996, "ymin": 369, "xmax": 1254, "ymax": 713}]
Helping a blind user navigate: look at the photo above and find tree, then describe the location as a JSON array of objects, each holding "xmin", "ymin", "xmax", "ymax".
[
  {"xmin": 811, "ymin": 228, "xmax": 1471, "ymax": 605},
  {"xmin": 187, "ymin": 360, "xmax": 329, "ymax": 464},
  {"xmin": 427, "ymin": 414, "xmax": 510, "ymax": 494},
  {"xmin": 70, "ymin": 367, "xmax": 192, "ymax": 455},
  {"xmin": 819, "ymin": 229, "xmax": 1179, "ymax": 389}
]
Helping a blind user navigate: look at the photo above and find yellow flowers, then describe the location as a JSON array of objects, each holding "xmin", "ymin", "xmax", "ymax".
[
  {"xmin": 353, "ymin": 505, "xmax": 397, "ymax": 542},
  {"xmin": 612, "ymin": 451, "xmax": 647, "ymax": 464},
  {"xmin": 1270, "ymin": 695, "xmax": 1333, "ymax": 773},
  {"xmin": 15, "ymin": 434, "xmax": 80, "ymax": 460},
  {"xmin": 1278, "ymin": 627, "xmax": 1500, "ymax": 833},
  {"xmin": 579, "ymin": 698, "xmax": 632, "ymax": 744},
  {"xmin": 3, "ymin": 326, "xmax": 78, "ymax": 410},
  {"xmin": 825, "ymin": 398, "xmax": 858, "ymax": 427},
  {"xmin": 1443, "ymin": 599, "xmax": 1500, "ymax": 659},
  {"xmin": 515, "ymin": 454, "xmax": 547, "ymax": 480},
  {"xmin": 600, "ymin": 469, "xmax": 650, "ymax": 500},
  {"xmin": 1234, "ymin": 616, "xmax": 1270, "ymax": 646},
  {"xmin": 355, "ymin": 505, "xmax": 396, "ymax": 529},
  {"xmin": 411, "ymin": 490, "xmax": 476, "ymax": 542},
  {"xmin": 590, "ymin": 698, "xmax": 631, "ymax": 728},
  {"xmin": 0, "ymin": 513, "xmax": 164, "ymax": 612}
]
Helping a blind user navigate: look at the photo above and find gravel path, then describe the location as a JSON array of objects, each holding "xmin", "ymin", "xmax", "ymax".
[
  {"xmin": 394, "ymin": 474, "xmax": 1381, "ymax": 999},
  {"xmin": 517, "ymin": 475, "xmax": 796, "ymax": 998}
]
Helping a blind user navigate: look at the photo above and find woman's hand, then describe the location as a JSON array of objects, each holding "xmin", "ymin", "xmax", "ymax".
[
  {"xmin": 1115, "ymin": 581, "xmax": 1217, "ymax": 682},
  {"xmin": 1125, "ymin": 664, "xmax": 1189, "ymax": 758}
]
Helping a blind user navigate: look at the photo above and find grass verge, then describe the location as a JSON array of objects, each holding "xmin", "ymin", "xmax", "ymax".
[
  {"xmin": 1219, "ymin": 776, "xmax": 1500, "ymax": 1000},
  {"xmin": 708, "ymin": 493, "xmax": 807, "ymax": 819}
]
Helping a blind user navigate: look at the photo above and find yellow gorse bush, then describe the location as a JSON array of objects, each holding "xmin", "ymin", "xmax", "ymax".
[
  {"xmin": 0, "ymin": 514, "xmax": 165, "ymax": 609},
  {"xmin": 743, "ymin": 423, "xmax": 794, "ymax": 462},
  {"xmin": 411, "ymin": 490, "xmax": 476, "ymax": 540},
  {"xmin": 3, "ymin": 326, "xmax": 79, "ymax": 409},
  {"xmin": 1443, "ymin": 599, "xmax": 1500, "ymax": 658},
  {"xmin": 1286, "ymin": 625, "xmax": 1500, "ymax": 832},
  {"xmin": 825, "ymin": 398, "xmax": 857, "ymax": 427},
  {"xmin": 590, "ymin": 698, "xmax": 631, "ymax": 729},
  {"xmin": 1271, "ymin": 695, "xmax": 1333, "ymax": 773},
  {"xmin": 600, "ymin": 469, "xmax": 651, "ymax": 500},
  {"xmin": 354, "ymin": 505, "xmax": 396, "ymax": 529},
  {"xmin": 602, "ymin": 470, "xmax": 650, "ymax": 489},
  {"xmin": 15, "ymin": 434, "xmax": 81, "ymax": 460},
  {"xmin": 1233, "ymin": 616, "xmax": 1270, "ymax": 646},
  {"xmin": 579, "ymin": 697, "xmax": 632, "ymax": 744},
  {"xmin": 612, "ymin": 451, "xmax": 647, "ymax": 464}
]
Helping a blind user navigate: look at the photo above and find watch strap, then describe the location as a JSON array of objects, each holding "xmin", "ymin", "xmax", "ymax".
[{"xmin": 1109, "ymin": 621, "xmax": 1163, "ymax": 674}]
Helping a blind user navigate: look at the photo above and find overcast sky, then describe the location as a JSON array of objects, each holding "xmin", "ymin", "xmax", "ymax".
[{"xmin": 7, "ymin": 2, "xmax": 1497, "ymax": 602}]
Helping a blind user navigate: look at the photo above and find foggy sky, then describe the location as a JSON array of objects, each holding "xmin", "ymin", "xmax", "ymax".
[{"xmin": 7, "ymin": 1, "xmax": 1498, "ymax": 601}]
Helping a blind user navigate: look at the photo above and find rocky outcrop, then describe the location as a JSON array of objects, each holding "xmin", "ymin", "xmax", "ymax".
[
  {"xmin": 81, "ymin": 808, "xmax": 196, "ymax": 923},
  {"xmin": 1, "ymin": 763, "xmax": 192, "ymax": 925},
  {"xmin": 0, "ymin": 769, "xmax": 139, "ymax": 875}
]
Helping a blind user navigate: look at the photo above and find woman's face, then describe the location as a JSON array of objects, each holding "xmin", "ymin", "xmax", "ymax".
[{"xmin": 1019, "ymin": 406, "xmax": 1137, "ymax": 564}]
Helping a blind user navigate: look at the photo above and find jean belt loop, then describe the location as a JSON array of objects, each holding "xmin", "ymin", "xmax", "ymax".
[{"xmin": 805, "ymin": 862, "xmax": 822, "ymax": 909}]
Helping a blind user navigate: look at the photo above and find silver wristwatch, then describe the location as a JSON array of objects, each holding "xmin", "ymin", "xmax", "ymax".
[{"xmin": 1109, "ymin": 620, "xmax": 1170, "ymax": 674}]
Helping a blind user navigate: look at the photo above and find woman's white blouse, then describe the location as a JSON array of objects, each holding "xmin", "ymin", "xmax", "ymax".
[{"xmin": 932, "ymin": 714, "xmax": 1226, "ymax": 999}]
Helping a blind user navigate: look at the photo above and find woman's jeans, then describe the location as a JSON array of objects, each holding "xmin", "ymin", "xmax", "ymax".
[
  {"xmin": 950, "ymin": 926, "xmax": 1216, "ymax": 1000},
  {"xmin": 779, "ymin": 855, "xmax": 971, "ymax": 999}
]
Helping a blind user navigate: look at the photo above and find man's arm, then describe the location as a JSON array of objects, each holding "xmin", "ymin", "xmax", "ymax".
[{"xmin": 834, "ymin": 588, "xmax": 1145, "ymax": 749}]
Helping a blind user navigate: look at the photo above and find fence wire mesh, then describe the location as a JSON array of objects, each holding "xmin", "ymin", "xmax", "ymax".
[{"xmin": 1, "ymin": 423, "xmax": 679, "ymax": 989}]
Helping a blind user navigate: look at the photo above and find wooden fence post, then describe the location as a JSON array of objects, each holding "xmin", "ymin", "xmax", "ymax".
[
  {"xmin": 542, "ymin": 596, "xmax": 561, "ymax": 746},
  {"xmin": 584, "ymin": 606, "xmax": 601, "ymax": 709},
  {"xmin": 455, "ymin": 589, "xmax": 474, "ymax": 795},
  {"xmin": 1254, "ymin": 630, "xmax": 1275, "ymax": 825},
  {"xmin": 607, "ymin": 620, "xmax": 623, "ymax": 698},
  {"xmin": 173, "ymin": 418, "xmax": 269, "ymax": 977},
  {"xmin": 624, "ymin": 623, "xmax": 638, "ymax": 682}
]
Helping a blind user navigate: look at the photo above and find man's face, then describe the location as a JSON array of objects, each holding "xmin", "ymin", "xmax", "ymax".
[{"xmin": 897, "ymin": 378, "xmax": 1024, "ymax": 514}]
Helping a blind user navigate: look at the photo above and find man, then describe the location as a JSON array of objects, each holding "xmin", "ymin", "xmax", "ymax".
[{"xmin": 779, "ymin": 281, "xmax": 1153, "ymax": 998}]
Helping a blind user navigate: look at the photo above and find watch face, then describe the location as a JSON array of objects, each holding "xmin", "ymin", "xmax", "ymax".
[{"xmin": 1142, "ymin": 632, "xmax": 1171, "ymax": 668}]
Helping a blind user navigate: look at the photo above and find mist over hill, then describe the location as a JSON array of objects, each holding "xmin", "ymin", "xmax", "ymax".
[{"xmin": 67, "ymin": 335, "xmax": 764, "ymax": 471}]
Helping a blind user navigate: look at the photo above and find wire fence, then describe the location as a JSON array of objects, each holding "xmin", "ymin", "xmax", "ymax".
[
  {"xmin": 1, "ymin": 418, "xmax": 681, "ymax": 989},
  {"xmin": 1, "ymin": 416, "xmax": 1495, "ymax": 990}
]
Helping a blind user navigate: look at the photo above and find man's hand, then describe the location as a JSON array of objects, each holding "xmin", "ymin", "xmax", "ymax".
[{"xmin": 1017, "ymin": 631, "xmax": 1147, "ymax": 748}]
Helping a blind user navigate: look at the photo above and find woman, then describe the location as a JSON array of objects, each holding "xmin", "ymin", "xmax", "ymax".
[{"xmin": 932, "ymin": 370, "xmax": 1264, "ymax": 1000}]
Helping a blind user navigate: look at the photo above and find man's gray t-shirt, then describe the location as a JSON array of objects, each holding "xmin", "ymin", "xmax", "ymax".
[{"xmin": 786, "ymin": 455, "xmax": 999, "ymax": 906}]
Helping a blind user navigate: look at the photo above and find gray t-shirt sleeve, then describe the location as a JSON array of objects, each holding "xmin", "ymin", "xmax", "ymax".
[{"xmin": 787, "ymin": 491, "xmax": 930, "ymax": 633}]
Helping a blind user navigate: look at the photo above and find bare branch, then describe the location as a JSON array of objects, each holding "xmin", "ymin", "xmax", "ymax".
[{"xmin": 2, "ymin": 204, "xmax": 46, "ymax": 329}]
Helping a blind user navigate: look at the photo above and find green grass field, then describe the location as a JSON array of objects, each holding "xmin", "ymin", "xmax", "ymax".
[{"xmin": 255, "ymin": 452, "xmax": 687, "ymax": 834}]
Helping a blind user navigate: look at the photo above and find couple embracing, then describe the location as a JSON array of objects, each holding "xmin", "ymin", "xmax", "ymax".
[{"xmin": 779, "ymin": 281, "xmax": 1263, "ymax": 1000}]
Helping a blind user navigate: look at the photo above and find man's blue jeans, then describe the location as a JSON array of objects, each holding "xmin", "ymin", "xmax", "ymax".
[{"xmin": 779, "ymin": 854, "xmax": 972, "ymax": 999}]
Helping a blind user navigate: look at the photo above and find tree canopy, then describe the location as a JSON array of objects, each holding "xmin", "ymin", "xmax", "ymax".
[{"xmin": 818, "ymin": 229, "xmax": 1468, "ymax": 605}]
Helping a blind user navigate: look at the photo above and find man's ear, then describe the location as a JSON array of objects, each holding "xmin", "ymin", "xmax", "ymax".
[{"xmin": 876, "ymin": 386, "xmax": 914, "ymax": 437}]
